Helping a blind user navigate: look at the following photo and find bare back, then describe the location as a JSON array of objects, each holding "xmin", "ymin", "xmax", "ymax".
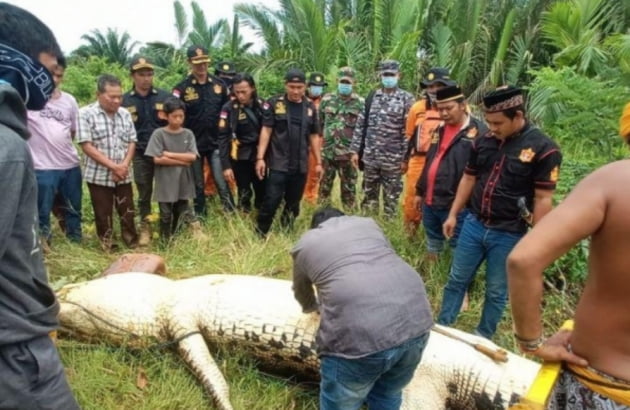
[{"xmin": 571, "ymin": 160, "xmax": 630, "ymax": 380}]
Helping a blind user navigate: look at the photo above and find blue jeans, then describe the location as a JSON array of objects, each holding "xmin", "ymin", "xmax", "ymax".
[
  {"xmin": 35, "ymin": 167, "xmax": 82, "ymax": 242},
  {"xmin": 319, "ymin": 333, "xmax": 429, "ymax": 410},
  {"xmin": 437, "ymin": 214, "xmax": 524, "ymax": 338},
  {"xmin": 192, "ymin": 149, "xmax": 235, "ymax": 215},
  {"xmin": 422, "ymin": 204, "xmax": 467, "ymax": 254}
]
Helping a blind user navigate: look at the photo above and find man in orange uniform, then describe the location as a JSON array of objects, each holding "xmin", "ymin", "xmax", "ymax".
[
  {"xmin": 401, "ymin": 68, "xmax": 455, "ymax": 236},
  {"xmin": 303, "ymin": 72, "xmax": 326, "ymax": 204}
]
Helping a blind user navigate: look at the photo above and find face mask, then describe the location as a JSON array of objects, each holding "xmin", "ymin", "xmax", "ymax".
[
  {"xmin": 381, "ymin": 76, "xmax": 398, "ymax": 89},
  {"xmin": 309, "ymin": 85, "xmax": 323, "ymax": 97},
  {"xmin": 0, "ymin": 43, "xmax": 54, "ymax": 110},
  {"xmin": 338, "ymin": 83, "xmax": 352, "ymax": 96}
]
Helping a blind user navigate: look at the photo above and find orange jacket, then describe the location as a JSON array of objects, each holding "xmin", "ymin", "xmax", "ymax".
[{"xmin": 405, "ymin": 99, "xmax": 442, "ymax": 155}]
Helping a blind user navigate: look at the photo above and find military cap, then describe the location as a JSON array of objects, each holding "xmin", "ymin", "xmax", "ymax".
[
  {"xmin": 187, "ymin": 45, "xmax": 211, "ymax": 64},
  {"xmin": 435, "ymin": 85, "xmax": 465, "ymax": 103},
  {"xmin": 483, "ymin": 85, "xmax": 524, "ymax": 113},
  {"xmin": 421, "ymin": 67, "xmax": 455, "ymax": 88},
  {"xmin": 216, "ymin": 61, "xmax": 236, "ymax": 75},
  {"xmin": 285, "ymin": 68, "xmax": 306, "ymax": 83},
  {"xmin": 129, "ymin": 56, "xmax": 154, "ymax": 72},
  {"xmin": 379, "ymin": 59, "xmax": 400, "ymax": 74},
  {"xmin": 338, "ymin": 66, "xmax": 355, "ymax": 83},
  {"xmin": 308, "ymin": 72, "xmax": 327, "ymax": 86}
]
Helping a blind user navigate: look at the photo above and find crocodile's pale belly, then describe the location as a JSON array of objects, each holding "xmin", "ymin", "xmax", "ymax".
[{"xmin": 57, "ymin": 273, "xmax": 540, "ymax": 409}]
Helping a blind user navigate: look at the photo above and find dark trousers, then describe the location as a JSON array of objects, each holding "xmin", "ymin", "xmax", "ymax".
[
  {"xmin": 87, "ymin": 182, "xmax": 138, "ymax": 248},
  {"xmin": 192, "ymin": 149, "xmax": 235, "ymax": 215},
  {"xmin": 232, "ymin": 160, "xmax": 265, "ymax": 212},
  {"xmin": 158, "ymin": 200, "xmax": 193, "ymax": 241},
  {"xmin": 35, "ymin": 167, "xmax": 82, "ymax": 242},
  {"xmin": 132, "ymin": 154, "xmax": 154, "ymax": 221},
  {"xmin": 0, "ymin": 335, "xmax": 80, "ymax": 410},
  {"xmin": 256, "ymin": 170, "xmax": 307, "ymax": 235}
]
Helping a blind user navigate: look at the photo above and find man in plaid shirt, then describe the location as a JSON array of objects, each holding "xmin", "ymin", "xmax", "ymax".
[{"xmin": 78, "ymin": 74, "xmax": 138, "ymax": 251}]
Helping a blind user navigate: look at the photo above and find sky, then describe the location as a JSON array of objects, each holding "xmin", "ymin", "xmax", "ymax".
[{"xmin": 15, "ymin": 0, "xmax": 279, "ymax": 54}]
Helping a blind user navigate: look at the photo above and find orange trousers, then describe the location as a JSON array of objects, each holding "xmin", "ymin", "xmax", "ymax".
[
  {"xmin": 402, "ymin": 155, "xmax": 426, "ymax": 229},
  {"xmin": 203, "ymin": 158, "xmax": 236, "ymax": 196},
  {"xmin": 303, "ymin": 149, "xmax": 319, "ymax": 204}
]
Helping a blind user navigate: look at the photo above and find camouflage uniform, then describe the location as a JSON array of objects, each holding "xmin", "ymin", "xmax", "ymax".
[
  {"xmin": 350, "ymin": 61, "xmax": 414, "ymax": 216},
  {"xmin": 319, "ymin": 90, "xmax": 364, "ymax": 209}
]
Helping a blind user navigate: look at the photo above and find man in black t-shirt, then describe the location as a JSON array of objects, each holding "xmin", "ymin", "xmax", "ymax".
[{"xmin": 255, "ymin": 69, "xmax": 322, "ymax": 236}]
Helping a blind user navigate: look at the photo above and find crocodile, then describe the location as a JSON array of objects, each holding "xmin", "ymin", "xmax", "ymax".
[{"xmin": 57, "ymin": 272, "xmax": 541, "ymax": 409}]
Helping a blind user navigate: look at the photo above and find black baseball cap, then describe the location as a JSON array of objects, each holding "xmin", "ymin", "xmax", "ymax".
[
  {"xmin": 285, "ymin": 68, "xmax": 306, "ymax": 83},
  {"xmin": 421, "ymin": 67, "xmax": 456, "ymax": 88}
]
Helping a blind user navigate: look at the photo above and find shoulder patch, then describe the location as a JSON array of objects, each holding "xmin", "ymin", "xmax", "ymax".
[
  {"xmin": 172, "ymin": 89, "xmax": 181, "ymax": 98},
  {"xmin": 220, "ymin": 111, "xmax": 228, "ymax": 119},
  {"xmin": 519, "ymin": 148, "xmax": 536, "ymax": 163}
]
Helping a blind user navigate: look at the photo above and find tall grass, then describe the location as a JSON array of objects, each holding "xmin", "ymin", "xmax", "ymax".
[{"xmin": 45, "ymin": 183, "xmax": 582, "ymax": 409}]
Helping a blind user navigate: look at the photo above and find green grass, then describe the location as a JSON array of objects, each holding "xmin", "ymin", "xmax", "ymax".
[{"xmin": 45, "ymin": 187, "xmax": 583, "ymax": 409}]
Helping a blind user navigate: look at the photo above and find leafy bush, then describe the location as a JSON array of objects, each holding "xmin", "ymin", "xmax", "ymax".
[{"xmin": 527, "ymin": 66, "xmax": 629, "ymax": 163}]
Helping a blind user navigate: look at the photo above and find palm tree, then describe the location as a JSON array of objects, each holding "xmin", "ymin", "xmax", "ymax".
[
  {"xmin": 221, "ymin": 15, "xmax": 254, "ymax": 59},
  {"xmin": 73, "ymin": 28, "xmax": 139, "ymax": 66},
  {"xmin": 541, "ymin": 0, "xmax": 626, "ymax": 76}
]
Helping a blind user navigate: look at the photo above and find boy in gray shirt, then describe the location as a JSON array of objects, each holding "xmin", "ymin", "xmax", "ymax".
[{"xmin": 145, "ymin": 97, "xmax": 199, "ymax": 242}]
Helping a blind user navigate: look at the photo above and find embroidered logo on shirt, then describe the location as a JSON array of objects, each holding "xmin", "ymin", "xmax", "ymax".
[
  {"xmin": 184, "ymin": 87, "xmax": 199, "ymax": 101},
  {"xmin": 307, "ymin": 108, "xmax": 313, "ymax": 117},
  {"xmin": 519, "ymin": 148, "xmax": 535, "ymax": 163},
  {"xmin": 466, "ymin": 127, "xmax": 478, "ymax": 139},
  {"xmin": 275, "ymin": 101, "xmax": 286, "ymax": 115},
  {"xmin": 219, "ymin": 119, "xmax": 227, "ymax": 128},
  {"xmin": 214, "ymin": 84, "xmax": 222, "ymax": 94},
  {"xmin": 238, "ymin": 111, "xmax": 246, "ymax": 120}
]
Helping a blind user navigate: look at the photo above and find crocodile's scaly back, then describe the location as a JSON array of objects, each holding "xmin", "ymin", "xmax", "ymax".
[{"xmin": 58, "ymin": 273, "xmax": 541, "ymax": 409}]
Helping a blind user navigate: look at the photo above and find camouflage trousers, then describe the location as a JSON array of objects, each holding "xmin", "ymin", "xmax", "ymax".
[
  {"xmin": 361, "ymin": 163, "xmax": 403, "ymax": 216},
  {"xmin": 319, "ymin": 157, "xmax": 357, "ymax": 209}
]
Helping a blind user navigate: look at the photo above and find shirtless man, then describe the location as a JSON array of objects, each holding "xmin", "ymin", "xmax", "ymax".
[{"xmin": 507, "ymin": 158, "xmax": 630, "ymax": 407}]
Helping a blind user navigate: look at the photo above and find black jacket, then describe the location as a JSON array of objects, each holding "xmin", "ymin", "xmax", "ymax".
[
  {"xmin": 173, "ymin": 74, "xmax": 228, "ymax": 152},
  {"xmin": 416, "ymin": 115, "xmax": 487, "ymax": 209},
  {"xmin": 122, "ymin": 87, "xmax": 170, "ymax": 155},
  {"xmin": 217, "ymin": 98, "xmax": 265, "ymax": 170}
]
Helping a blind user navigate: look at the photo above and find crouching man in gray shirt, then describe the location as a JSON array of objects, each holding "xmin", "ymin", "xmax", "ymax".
[{"xmin": 291, "ymin": 207, "xmax": 433, "ymax": 410}]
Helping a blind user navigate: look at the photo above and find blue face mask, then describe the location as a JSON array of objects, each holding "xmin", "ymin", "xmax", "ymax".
[
  {"xmin": 309, "ymin": 85, "xmax": 323, "ymax": 97},
  {"xmin": 0, "ymin": 43, "xmax": 54, "ymax": 110},
  {"xmin": 381, "ymin": 76, "xmax": 398, "ymax": 89},
  {"xmin": 338, "ymin": 83, "xmax": 352, "ymax": 96}
]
